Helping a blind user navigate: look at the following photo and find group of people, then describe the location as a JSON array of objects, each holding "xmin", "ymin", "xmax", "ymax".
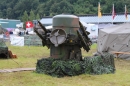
[
  {"xmin": 4, "ymin": 30, "xmax": 29, "ymax": 37},
  {"xmin": 18, "ymin": 31, "xmax": 29, "ymax": 36}
]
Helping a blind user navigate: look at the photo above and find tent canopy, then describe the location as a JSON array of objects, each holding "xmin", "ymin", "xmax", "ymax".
[
  {"xmin": 97, "ymin": 23, "xmax": 130, "ymax": 60},
  {"xmin": 101, "ymin": 23, "xmax": 130, "ymax": 34}
]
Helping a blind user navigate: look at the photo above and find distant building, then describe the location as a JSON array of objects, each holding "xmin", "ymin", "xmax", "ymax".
[
  {"xmin": 0, "ymin": 19, "xmax": 21, "ymax": 29},
  {"xmin": 40, "ymin": 13, "xmax": 130, "ymax": 25}
]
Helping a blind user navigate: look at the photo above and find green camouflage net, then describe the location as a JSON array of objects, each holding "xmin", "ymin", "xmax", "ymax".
[
  {"xmin": 0, "ymin": 38, "xmax": 8, "ymax": 58},
  {"xmin": 36, "ymin": 53, "xmax": 115, "ymax": 77}
]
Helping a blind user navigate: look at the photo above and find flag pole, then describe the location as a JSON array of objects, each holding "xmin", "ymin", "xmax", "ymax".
[
  {"xmin": 125, "ymin": 5, "xmax": 127, "ymax": 23},
  {"xmin": 98, "ymin": 2, "xmax": 99, "ymax": 25},
  {"xmin": 98, "ymin": 17, "xmax": 99, "ymax": 24},
  {"xmin": 112, "ymin": 19, "xmax": 113, "ymax": 25},
  {"xmin": 98, "ymin": 2, "xmax": 101, "ymax": 25},
  {"xmin": 112, "ymin": 4, "xmax": 115, "ymax": 25},
  {"xmin": 112, "ymin": 4, "xmax": 114, "ymax": 24},
  {"xmin": 125, "ymin": 5, "xmax": 128, "ymax": 23}
]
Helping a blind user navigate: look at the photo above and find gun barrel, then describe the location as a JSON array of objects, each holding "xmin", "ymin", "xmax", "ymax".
[
  {"xmin": 34, "ymin": 28, "xmax": 43, "ymax": 40},
  {"xmin": 34, "ymin": 28, "xmax": 46, "ymax": 45},
  {"xmin": 77, "ymin": 30, "xmax": 90, "ymax": 52},
  {"xmin": 38, "ymin": 21, "xmax": 47, "ymax": 33},
  {"xmin": 79, "ymin": 21, "xmax": 90, "ymax": 40}
]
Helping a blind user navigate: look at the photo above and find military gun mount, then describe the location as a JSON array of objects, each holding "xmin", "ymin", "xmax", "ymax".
[
  {"xmin": 35, "ymin": 14, "xmax": 115, "ymax": 77},
  {"xmin": 34, "ymin": 14, "xmax": 92, "ymax": 60}
]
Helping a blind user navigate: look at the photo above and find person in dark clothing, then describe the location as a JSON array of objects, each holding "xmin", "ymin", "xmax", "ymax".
[
  {"xmin": 19, "ymin": 31, "xmax": 21, "ymax": 36},
  {"xmin": 26, "ymin": 31, "xmax": 29, "ymax": 35}
]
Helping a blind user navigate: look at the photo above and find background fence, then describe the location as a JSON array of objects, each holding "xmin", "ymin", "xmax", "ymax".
[{"xmin": 24, "ymin": 35, "xmax": 42, "ymax": 46}]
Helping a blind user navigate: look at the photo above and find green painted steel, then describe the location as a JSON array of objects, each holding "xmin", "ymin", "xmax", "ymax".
[
  {"xmin": 53, "ymin": 14, "xmax": 80, "ymax": 28},
  {"xmin": 34, "ymin": 14, "xmax": 92, "ymax": 60}
]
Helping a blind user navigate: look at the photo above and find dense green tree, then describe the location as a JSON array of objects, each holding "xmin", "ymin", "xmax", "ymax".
[
  {"xmin": 36, "ymin": 13, "xmax": 40, "ymax": 20},
  {"xmin": 6, "ymin": 8, "xmax": 14, "ymax": 18},
  {"xmin": 0, "ymin": 0, "xmax": 129, "ymax": 19},
  {"xmin": 49, "ymin": 0, "xmax": 72, "ymax": 15},
  {"xmin": 22, "ymin": 11, "xmax": 28, "ymax": 22},
  {"xmin": 0, "ymin": 11, "xmax": 3, "ymax": 17},
  {"xmin": 13, "ymin": 0, "xmax": 39, "ymax": 19},
  {"xmin": 21, "ymin": 11, "xmax": 28, "ymax": 29},
  {"xmin": 29, "ymin": 10, "xmax": 35, "ymax": 21}
]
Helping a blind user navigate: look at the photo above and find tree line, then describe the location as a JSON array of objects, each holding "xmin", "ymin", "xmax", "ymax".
[{"xmin": 0, "ymin": 0, "xmax": 129, "ymax": 22}]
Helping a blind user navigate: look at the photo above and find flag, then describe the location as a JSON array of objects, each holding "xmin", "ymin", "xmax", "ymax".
[
  {"xmin": 98, "ymin": 2, "xmax": 102, "ymax": 18},
  {"xmin": 26, "ymin": 21, "xmax": 34, "ymax": 32},
  {"xmin": 112, "ymin": 4, "xmax": 116, "ymax": 20},
  {"xmin": 125, "ymin": 5, "xmax": 128, "ymax": 20},
  {"xmin": 26, "ymin": 21, "xmax": 34, "ymax": 28}
]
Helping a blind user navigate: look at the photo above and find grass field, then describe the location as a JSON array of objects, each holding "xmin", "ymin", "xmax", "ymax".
[{"xmin": 0, "ymin": 43, "xmax": 130, "ymax": 86}]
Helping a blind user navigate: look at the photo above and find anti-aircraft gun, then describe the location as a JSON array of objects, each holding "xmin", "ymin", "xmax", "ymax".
[
  {"xmin": 34, "ymin": 14, "xmax": 92, "ymax": 60},
  {"xmin": 35, "ymin": 14, "xmax": 115, "ymax": 77}
]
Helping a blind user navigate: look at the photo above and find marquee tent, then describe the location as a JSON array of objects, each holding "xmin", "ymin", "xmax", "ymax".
[{"xmin": 97, "ymin": 23, "xmax": 130, "ymax": 60}]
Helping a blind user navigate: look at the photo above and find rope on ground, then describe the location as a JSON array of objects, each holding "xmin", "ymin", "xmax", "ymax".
[{"xmin": 0, "ymin": 68, "xmax": 35, "ymax": 73}]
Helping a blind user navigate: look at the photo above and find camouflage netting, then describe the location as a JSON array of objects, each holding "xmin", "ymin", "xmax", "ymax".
[
  {"xmin": 0, "ymin": 38, "xmax": 8, "ymax": 58},
  {"xmin": 36, "ymin": 53, "xmax": 115, "ymax": 77}
]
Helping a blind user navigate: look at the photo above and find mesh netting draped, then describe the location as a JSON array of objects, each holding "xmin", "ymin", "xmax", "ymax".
[{"xmin": 36, "ymin": 53, "xmax": 115, "ymax": 77}]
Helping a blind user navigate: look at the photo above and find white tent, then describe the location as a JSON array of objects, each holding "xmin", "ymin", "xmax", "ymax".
[{"xmin": 97, "ymin": 23, "xmax": 130, "ymax": 60}]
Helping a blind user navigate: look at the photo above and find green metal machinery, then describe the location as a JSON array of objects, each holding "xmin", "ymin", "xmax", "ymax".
[{"xmin": 34, "ymin": 14, "xmax": 92, "ymax": 60}]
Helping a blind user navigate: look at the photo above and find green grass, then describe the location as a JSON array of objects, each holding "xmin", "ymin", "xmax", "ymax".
[
  {"xmin": 0, "ymin": 43, "xmax": 130, "ymax": 86},
  {"xmin": 0, "ymin": 44, "xmax": 50, "ymax": 69},
  {"xmin": 82, "ymin": 43, "xmax": 97, "ymax": 57}
]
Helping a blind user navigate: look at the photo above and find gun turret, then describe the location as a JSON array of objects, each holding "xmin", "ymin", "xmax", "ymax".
[{"xmin": 34, "ymin": 14, "xmax": 92, "ymax": 60}]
